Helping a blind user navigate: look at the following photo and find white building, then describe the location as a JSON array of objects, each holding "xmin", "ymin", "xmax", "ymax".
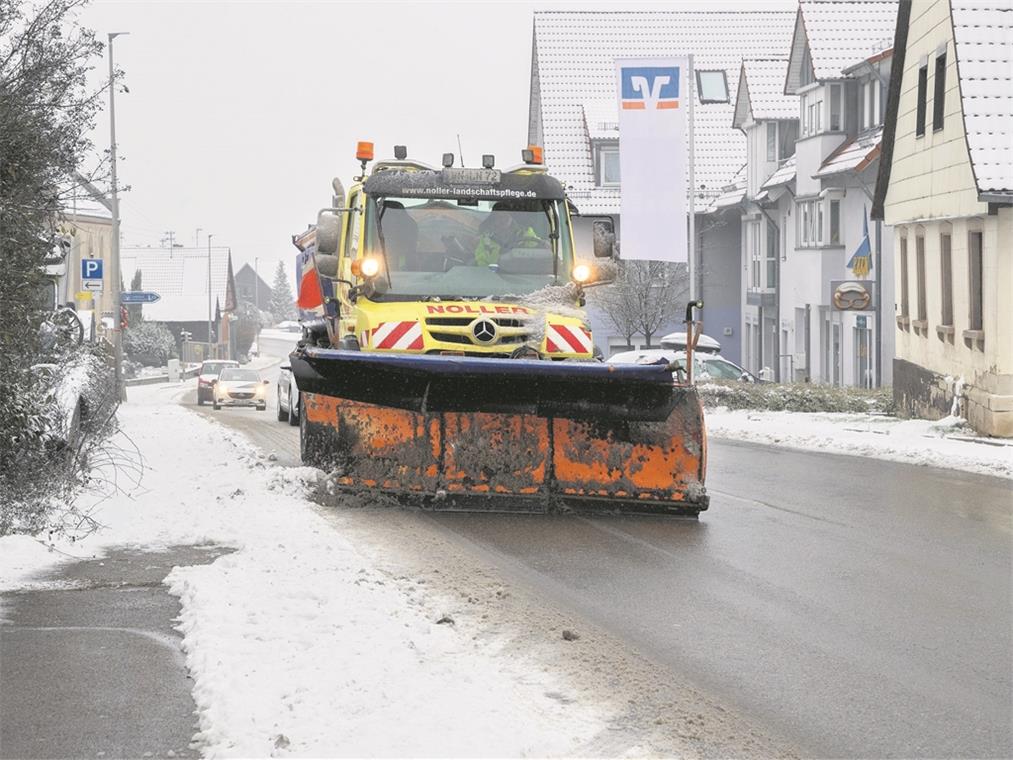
[
  {"xmin": 873, "ymin": 0, "xmax": 1013, "ymax": 436},
  {"xmin": 527, "ymin": 10, "xmax": 796, "ymax": 361},
  {"xmin": 745, "ymin": 0, "xmax": 900, "ymax": 387}
]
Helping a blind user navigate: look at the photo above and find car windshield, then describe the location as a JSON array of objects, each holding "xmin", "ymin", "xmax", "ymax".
[
  {"xmin": 201, "ymin": 362, "xmax": 235, "ymax": 376},
  {"xmin": 364, "ymin": 196, "xmax": 573, "ymax": 299},
  {"xmin": 219, "ymin": 369, "xmax": 260, "ymax": 382}
]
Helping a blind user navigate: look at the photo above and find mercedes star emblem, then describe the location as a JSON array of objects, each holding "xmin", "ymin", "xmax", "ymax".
[{"xmin": 471, "ymin": 319, "xmax": 498, "ymax": 344}]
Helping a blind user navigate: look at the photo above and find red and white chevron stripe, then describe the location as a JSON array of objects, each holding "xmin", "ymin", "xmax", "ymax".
[
  {"xmin": 372, "ymin": 321, "xmax": 424, "ymax": 351},
  {"xmin": 545, "ymin": 324, "xmax": 593, "ymax": 354}
]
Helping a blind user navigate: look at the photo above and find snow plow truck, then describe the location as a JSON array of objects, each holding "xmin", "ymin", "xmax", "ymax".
[{"xmin": 289, "ymin": 142, "xmax": 709, "ymax": 515}]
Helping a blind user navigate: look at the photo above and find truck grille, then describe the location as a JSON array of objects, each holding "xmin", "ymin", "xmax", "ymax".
[{"xmin": 425, "ymin": 316, "xmax": 533, "ymax": 346}]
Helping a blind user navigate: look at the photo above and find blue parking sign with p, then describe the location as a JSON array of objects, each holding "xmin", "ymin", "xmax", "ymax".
[{"xmin": 82, "ymin": 258, "xmax": 103, "ymax": 280}]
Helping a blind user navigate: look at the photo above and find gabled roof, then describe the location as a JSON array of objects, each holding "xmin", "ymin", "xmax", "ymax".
[
  {"xmin": 786, "ymin": 1, "xmax": 899, "ymax": 92},
  {"xmin": 733, "ymin": 60, "xmax": 797, "ymax": 130},
  {"xmin": 530, "ymin": 11, "xmax": 795, "ymax": 214},
  {"xmin": 952, "ymin": 0, "xmax": 1013, "ymax": 196},
  {"xmin": 815, "ymin": 126, "xmax": 884, "ymax": 178},
  {"xmin": 120, "ymin": 247, "xmax": 232, "ymax": 323}
]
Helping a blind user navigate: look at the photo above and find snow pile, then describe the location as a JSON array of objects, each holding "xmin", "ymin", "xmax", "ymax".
[
  {"xmin": 707, "ymin": 408, "xmax": 1013, "ymax": 480},
  {"xmin": 0, "ymin": 387, "xmax": 611, "ymax": 757}
]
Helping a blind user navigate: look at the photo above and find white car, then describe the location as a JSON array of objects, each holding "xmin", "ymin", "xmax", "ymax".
[
  {"xmin": 608, "ymin": 348, "xmax": 759, "ymax": 383},
  {"xmin": 197, "ymin": 360, "xmax": 239, "ymax": 406},
  {"xmin": 276, "ymin": 363, "xmax": 300, "ymax": 426},
  {"xmin": 212, "ymin": 368, "xmax": 269, "ymax": 411}
]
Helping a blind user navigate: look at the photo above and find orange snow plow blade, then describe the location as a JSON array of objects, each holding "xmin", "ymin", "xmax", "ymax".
[{"xmin": 299, "ymin": 391, "xmax": 708, "ymax": 516}]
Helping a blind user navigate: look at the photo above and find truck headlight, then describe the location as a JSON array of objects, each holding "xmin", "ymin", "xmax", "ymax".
[{"xmin": 572, "ymin": 263, "xmax": 592, "ymax": 284}]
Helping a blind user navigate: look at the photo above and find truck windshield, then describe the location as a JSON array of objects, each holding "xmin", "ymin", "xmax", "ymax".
[{"xmin": 363, "ymin": 196, "xmax": 573, "ymax": 299}]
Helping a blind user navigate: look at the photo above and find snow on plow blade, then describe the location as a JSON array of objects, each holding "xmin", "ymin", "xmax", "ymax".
[{"xmin": 291, "ymin": 349, "xmax": 708, "ymax": 514}]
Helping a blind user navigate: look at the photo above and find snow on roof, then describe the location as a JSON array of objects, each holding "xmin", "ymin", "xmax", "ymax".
[
  {"xmin": 531, "ymin": 11, "xmax": 795, "ymax": 214},
  {"xmin": 952, "ymin": 0, "xmax": 1013, "ymax": 195},
  {"xmin": 120, "ymin": 247, "xmax": 231, "ymax": 323},
  {"xmin": 581, "ymin": 101, "xmax": 619, "ymax": 141},
  {"xmin": 787, "ymin": 2, "xmax": 898, "ymax": 91},
  {"xmin": 762, "ymin": 155, "xmax": 798, "ymax": 189},
  {"xmin": 705, "ymin": 164, "xmax": 748, "ymax": 213},
  {"xmin": 734, "ymin": 60, "xmax": 797, "ymax": 129},
  {"xmin": 814, "ymin": 126, "xmax": 884, "ymax": 178}
]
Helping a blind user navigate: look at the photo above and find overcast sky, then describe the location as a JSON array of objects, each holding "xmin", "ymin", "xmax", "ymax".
[{"xmin": 79, "ymin": 0, "xmax": 794, "ymax": 290}]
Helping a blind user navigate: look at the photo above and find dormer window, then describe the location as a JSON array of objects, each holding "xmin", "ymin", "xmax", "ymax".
[
  {"xmin": 595, "ymin": 143, "xmax": 620, "ymax": 186},
  {"xmin": 859, "ymin": 77, "xmax": 882, "ymax": 130},
  {"xmin": 696, "ymin": 70, "xmax": 729, "ymax": 103}
]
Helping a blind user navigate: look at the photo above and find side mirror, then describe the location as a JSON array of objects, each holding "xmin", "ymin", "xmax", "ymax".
[
  {"xmin": 316, "ymin": 209, "xmax": 343, "ymax": 255},
  {"xmin": 592, "ymin": 218, "xmax": 616, "ymax": 258}
]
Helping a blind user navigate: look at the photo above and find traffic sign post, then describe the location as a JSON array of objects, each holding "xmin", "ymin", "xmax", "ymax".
[
  {"xmin": 120, "ymin": 291, "xmax": 161, "ymax": 304},
  {"xmin": 81, "ymin": 258, "xmax": 103, "ymax": 292}
]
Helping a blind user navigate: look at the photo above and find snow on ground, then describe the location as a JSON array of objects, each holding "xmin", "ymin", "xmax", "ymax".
[
  {"xmin": 0, "ymin": 383, "xmax": 612, "ymax": 758},
  {"xmin": 707, "ymin": 408, "xmax": 1013, "ymax": 480}
]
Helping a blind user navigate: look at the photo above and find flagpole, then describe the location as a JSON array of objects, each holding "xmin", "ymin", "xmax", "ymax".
[{"xmin": 687, "ymin": 54, "xmax": 697, "ymax": 302}]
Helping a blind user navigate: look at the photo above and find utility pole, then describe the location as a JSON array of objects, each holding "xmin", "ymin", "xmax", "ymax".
[
  {"xmin": 162, "ymin": 230, "xmax": 176, "ymax": 250},
  {"xmin": 108, "ymin": 31, "xmax": 128, "ymax": 397},
  {"xmin": 195, "ymin": 227, "xmax": 203, "ymax": 247},
  {"xmin": 207, "ymin": 234, "xmax": 214, "ymax": 358}
]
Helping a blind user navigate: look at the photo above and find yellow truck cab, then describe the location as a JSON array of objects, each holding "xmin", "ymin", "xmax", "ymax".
[{"xmin": 296, "ymin": 144, "xmax": 613, "ymax": 359}]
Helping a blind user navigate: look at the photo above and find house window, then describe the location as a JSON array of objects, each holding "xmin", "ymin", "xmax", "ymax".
[
  {"xmin": 766, "ymin": 222, "xmax": 778, "ymax": 289},
  {"xmin": 916, "ymin": 64, "xmax": 928, "ymax": 136},
  {"xmin": 940, "ymin": 233, "xmax": 953, "ymax": 326},
  {"xmin": 968, "ymin": 231, "xmax": 983, "ymax": 330},
  {"xmin": 766, "ymin": 122, "xmax": 777, "ymax": 161},
  {"xmin": 900, "ymin": 237, "xmax": 910, "ymax": 317},
  {"xmin": 779, "ymin": 121, "xmax": 798, "ymax": 159},
  {"xmin": 696, "ymin": 70, "xmax": 729, "ymax": 103},
  {"xmin": 829, "ymin": 84, "xmax": 842, "ymax": 131},
  {"xmin": 829, "ymin": 200, "xmax": 841, "ymax": 244},
  {"xmin": 916, "ymin": 235, "xmax": 927, "ymax": 323},
  {"xmin": 933, "ymin": 52, "xmax": 947, "ymax": 131},
  {"xmin": 748, "ymin": 221, "xmax": 762, "ymax": 289},
  {"xmin": 797, "ymin": 199, "xmax": 825, "ymax": 246},
  {"xmin": 598, "ymin": 145, "xmax": 620, "ymax": 186}
]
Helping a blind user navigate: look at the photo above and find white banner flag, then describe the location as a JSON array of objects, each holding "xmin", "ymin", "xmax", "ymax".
[{"xmin": 616, "ymin": 57, "xmax": 690, "ymax": 262}]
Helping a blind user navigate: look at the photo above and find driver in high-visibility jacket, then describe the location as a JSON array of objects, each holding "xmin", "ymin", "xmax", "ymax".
[{"xmin": 474, "ymin": 212, "xmax": 545, "ymax": 266}]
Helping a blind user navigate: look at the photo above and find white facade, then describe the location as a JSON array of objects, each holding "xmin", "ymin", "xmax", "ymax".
[
  {"xmin": 733, "ymin": 9, "xmax": 898, "ymax": 389},
  {"xmin": 875, "ymin": 0, "xmax": 1013, "ymax": 436}
]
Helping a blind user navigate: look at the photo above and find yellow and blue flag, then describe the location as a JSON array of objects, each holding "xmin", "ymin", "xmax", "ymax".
[{"xmin": 848, "ymin": 207, "xmax": 873, "ymax": 278}]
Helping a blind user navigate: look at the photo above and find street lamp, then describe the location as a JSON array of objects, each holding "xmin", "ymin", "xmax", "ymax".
[
  {"xmin": 108, "ymin": 31, "xmax": 128, "ymax": 395},
  {"xmin": 207, "ymin": 233, "xmax": 213, "ymax": 358}
]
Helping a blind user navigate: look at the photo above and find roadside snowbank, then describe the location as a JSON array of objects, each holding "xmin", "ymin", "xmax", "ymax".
[
  {"xmin": 0, "ymin": 386, "xmax": 611, "ymax": 757},
  {"xmin": 707, "ymin": 408, "xmax": 1012, "ymax": 480}
]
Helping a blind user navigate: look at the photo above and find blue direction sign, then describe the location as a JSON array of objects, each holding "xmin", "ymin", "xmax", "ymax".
[{"xmin": 120, "ymin": 291, "xmax": 161, "ymax": 304}]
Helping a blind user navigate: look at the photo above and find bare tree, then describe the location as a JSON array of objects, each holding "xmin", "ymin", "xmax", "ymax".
[{"xmin": 593, "ymin": 260, "xmax": 689, "ymax": 349}]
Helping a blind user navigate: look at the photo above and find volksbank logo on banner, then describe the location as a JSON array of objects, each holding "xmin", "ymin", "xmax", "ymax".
[
  {"xmin": 620, "ymin": 66, "xmax": 681, "ymax": 110},
  {"xmin": 616, "ymin": 57, "xmax": 690, "ymax": 263}
]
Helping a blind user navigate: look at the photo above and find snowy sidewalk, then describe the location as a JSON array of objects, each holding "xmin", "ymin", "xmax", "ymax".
[
  {"xmin": 706, "ymin": 408, "xmax": 1012, "ymax": 480},
  {"xmin": 1, "ymin": 386, "xmax": 615, "ymax": 757}
]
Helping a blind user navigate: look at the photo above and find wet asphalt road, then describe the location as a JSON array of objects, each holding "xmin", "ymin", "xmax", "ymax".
[{"xmin": 208, "ymin": 335, "xmax": 1013, "ymax": 758}]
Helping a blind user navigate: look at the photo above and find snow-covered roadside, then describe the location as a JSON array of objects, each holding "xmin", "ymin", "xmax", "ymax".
[
  {"xmin": 707, "ymin": 408, "xmax": 1013, "ymax": 480},
  {"xmin": 0, "ymin": 385, "xmax": 614, "ymax": 757}
]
